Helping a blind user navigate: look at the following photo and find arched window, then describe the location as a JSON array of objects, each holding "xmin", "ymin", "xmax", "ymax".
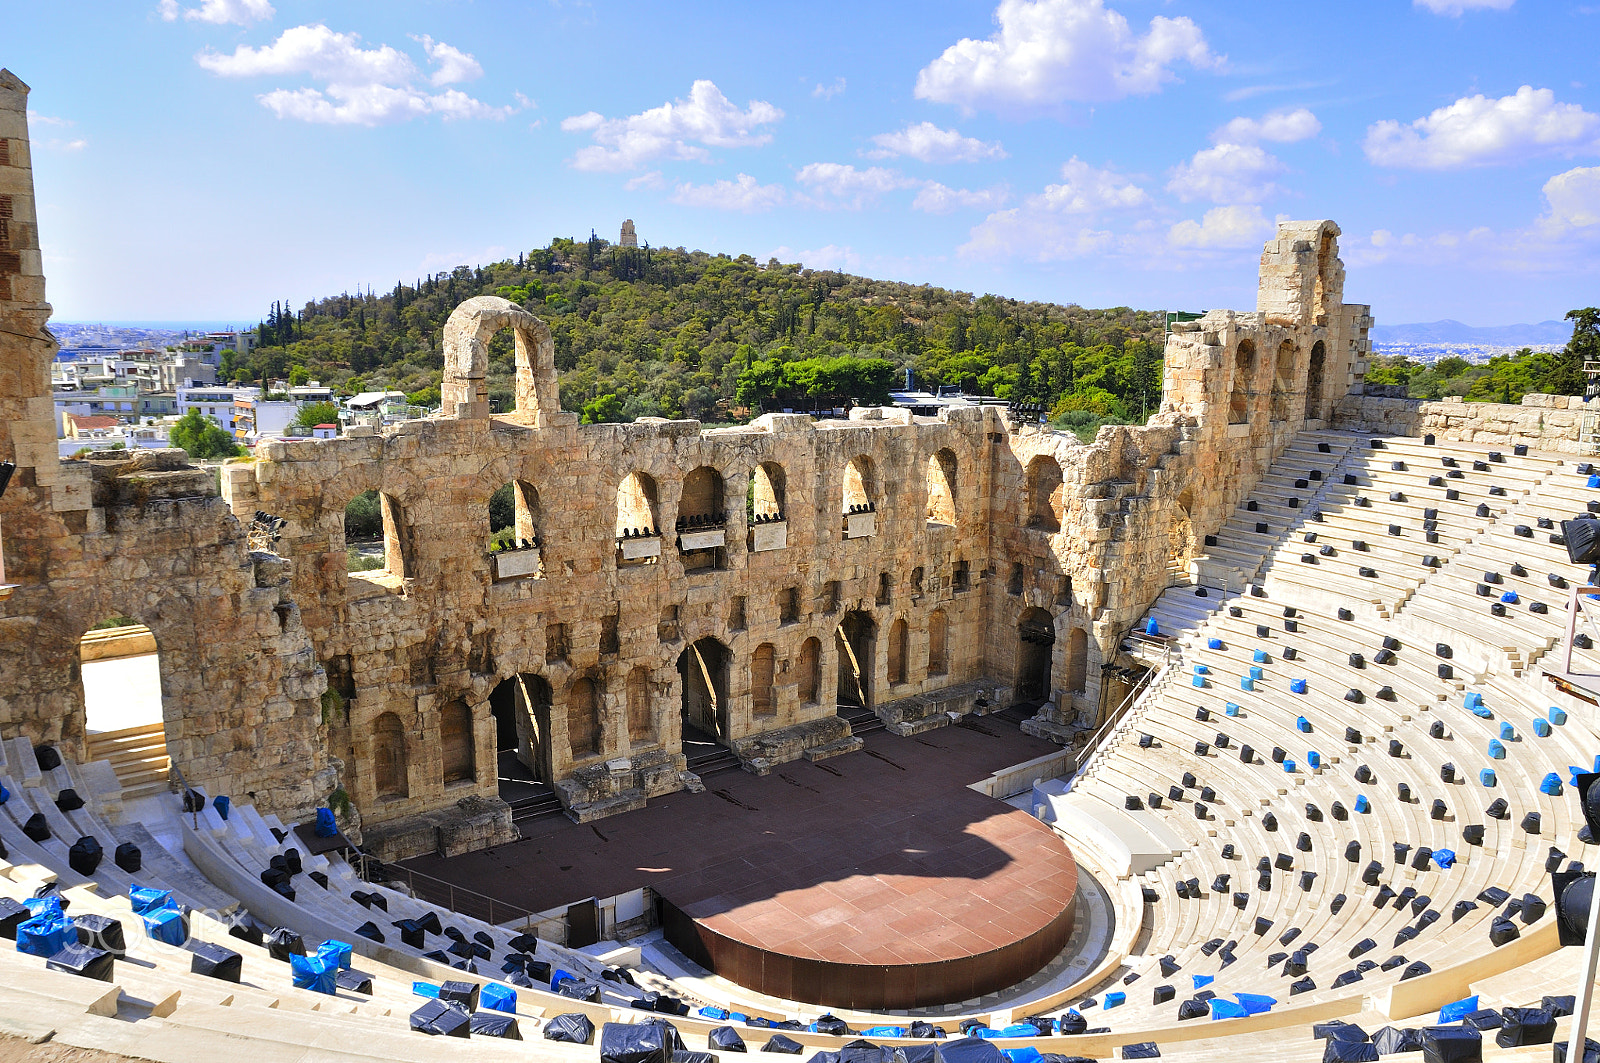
[
  {"xmin": 679, "ymin": 466, "xmax": 727, "ymax": 571},
  {"xmin": 373, "ymin": 712, "xmax": 408, "ymax": 798},
  {"xmin": 798, "ymin": 637, "xmax": 821, "ymax": 704},
  {"xmin": 1026, "ymin": 456, "xmax": 1063, "ymax": 532},
  {"xmin": 926, "ymin": 448, "xmax": 957, "ymax": 526},
  {"xmin": 616, "ymin": 472, "xmax": 660, "ymax": 538},
  {"xmin": 568, "ymin": 678, "xmax": 600, "ymax": 759},
  {"xmin": 843, "ymin": 456, "xmax": 875, "ymax": 513},
  {"xmin": 1229, "ymin": 340, "xmax": 1256, "ymax": 425},
  {"xmin": 440, "ymin": 700, "xmax": 475, "ymax": 785},
  {"xmin": 887, "ymin": 619, "xmax": 909, "ymax": 686},
  {"xmin": 927, "ymin": 609, "xmax": 949, "ymax": 677},
  {"xmin": 752, "ymin": 644, "xmax": 777, "ymax": 717},
  {"xmin": 626, "ymin": 667, "xmax": 653, "ymax": 745},
  {"xmin": 1271, "ymin": 340, "xmax": 1296, "ymax": 422},
  {"xmin": 488, "ymin": 479, "xmax": 543, "ymax": 578},
  {"xmin": 751, "ymin": 461, "xmax": 786, "ymax": 520},
  {"xmin": 1067, "ymin": 628, "xmax": 1090, "ymax": 694},
  {"xmin": 343, "ymin": 489, "xmax": 416, "ymax": 580},
  {"xmin": 1306, "ymin": 340, "xmax": 1326, "ymax": 420}
]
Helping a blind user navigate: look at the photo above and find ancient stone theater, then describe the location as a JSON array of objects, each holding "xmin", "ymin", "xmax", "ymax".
[{"xmin": 1, "ymin": 68, "xmax": 1597, "ymax": 1061}]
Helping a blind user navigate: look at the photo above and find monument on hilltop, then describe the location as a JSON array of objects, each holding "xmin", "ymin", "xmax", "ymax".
[{"xmin": 619, "ymin": 219, "xmax": 638, "ymax": 248}]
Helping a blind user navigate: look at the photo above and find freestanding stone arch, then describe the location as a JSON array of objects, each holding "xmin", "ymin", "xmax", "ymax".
[{"xmin": 441, "ymin": 295, "xmax": 570, "ymax": 426}]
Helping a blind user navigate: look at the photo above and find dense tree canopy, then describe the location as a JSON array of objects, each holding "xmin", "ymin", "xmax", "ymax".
[
  {"xmin": 168, "ymin": 408, "xmax": 241, "ymax": 459},
  {"xmin": 232, "ymin": 237, "xmax": 1168, "ymax": 432}
]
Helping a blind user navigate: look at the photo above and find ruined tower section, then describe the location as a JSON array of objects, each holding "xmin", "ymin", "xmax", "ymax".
[{"xmin": 0, "ymin": 71, "xmax": 334, "ymax": 821}]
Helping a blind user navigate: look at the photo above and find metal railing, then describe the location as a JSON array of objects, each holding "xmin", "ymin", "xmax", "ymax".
[
  {"xmin": 351, "ymin": 851, "xmax": 541, "ymax": 933},
  {"xmin": 1065, "ymin": 647, "xmax": 1170, "ymax": 791}
]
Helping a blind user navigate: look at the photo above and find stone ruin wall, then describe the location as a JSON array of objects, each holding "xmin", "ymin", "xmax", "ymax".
[
  {"xmin": 1334, "ymin": 391, "xmax": 1600, "ymax": 454},
  {"xmin": 0, "ymin": 70, "xmax": 1380, "ymax": 857},
  {"xmin": 0, "ymin": 73, "xmax": 335, "ymax": 820}
]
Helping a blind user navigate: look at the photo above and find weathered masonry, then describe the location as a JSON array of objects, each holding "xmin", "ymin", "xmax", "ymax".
[{"xmin": 0, "ymin": 73, "xmax": 1373, "ymax": 857}]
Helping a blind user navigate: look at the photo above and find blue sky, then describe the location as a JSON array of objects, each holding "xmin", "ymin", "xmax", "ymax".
[{"xmin": 12, "ymin": 0, "xmax": 1600, "ymax": 326}]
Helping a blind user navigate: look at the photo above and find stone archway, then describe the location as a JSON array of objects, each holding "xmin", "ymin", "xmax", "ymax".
[{"xmin": 441, "ymin": 295, "xmax": 569, "ymax": 426}]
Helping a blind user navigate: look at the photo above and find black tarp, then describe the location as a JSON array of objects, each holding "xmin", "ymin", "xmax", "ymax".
[
  {"xmin": 711, "ymin": 1026, "xmax": 748, "ymax": 1052},
  {"xmin": 559, "ymin": 978, "xmax": 602, "ymax": 1003},
  {"xmin": 544, "ymin": 1013, "xmax": 595, "ymax": 1044},
  {"xmin": 46, "ymin": 943, "xmax": 113, "ymax": 981},
  {"xmin": 761, "ymin": 1034, "xmax": 804, "ymax": 1055},
  {"xmin": 1419, "ymin": 1026, "xmax": 1480, "ymax": 1063},
  {"xmin": 439, "ymin": 980, "xmax": 479, "ymax": 1012},
  {"xmin": 470, "ymin": 1012, "xmax": 521, "ymax": 1039},
  {"xmin": 187, "ymin": 940, "xmax": 242, "ymax": 982},
  {"xmin": 1120, "ymin": 1044, "xmax": 1160, "ymax": 1059},
  {"xmin": 335, "ymin": 968, "xmax": 373, "ymax": 995},
  {"xmin": 267, "ymin": 927, "xmax": 305, "ymax": 961},
  {"xmin": 1322, "ymin": 1042, "xmax": 1378, "ymax": 1062},
  {"xmin": 601, "ymin": 1022, "xmax": 673, "ymax": 1063},
  {"xmin": 1057, "ymin": 1012, "xmax": 1087, "ymax": 1035},
  {"xmin": 1372, "ymin": 1027, "xmax": 1425, "ymax": 1054},
  {"xmin": 1494, "ymin": 1007, "xmax": 1555, "ymax": 1047},
  {"xmin": 74, "ymin": 913, "xmax": 124, "ymax": 956},
  {"xmin": 932, "ymin": 1037, "xmax": 1003, "ymax": 1063},
  {"xmin": 410, "ymin": 999, "xmax": 470, "ymax": 1038}
]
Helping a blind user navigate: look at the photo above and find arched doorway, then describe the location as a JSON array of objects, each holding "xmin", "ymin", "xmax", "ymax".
[
  {"xmin": 373, "ymin": 712, "xmax": 409, "ymax": 799},
  {"xmin": 678, "ymin": 637, "xmax": 731, "ymax": 745},
  {"xmin": 1016, "ymin": 607, "xmax": 1056, "ymax": 705},
  {"xmin": 488, "ymin": 673, "xmax": 553, "ymax": 809},
  {"xmin": 1306, "ymin": 340, "xmax": 1326, "ymax": 421},
  {"xmin": 78, "ymin": 616, "xmax": 169, "ymax": 793},
  {"xmin": 835, "ymin": 610, "xmax": 876, "ymax": 710},
  {"xmin": 1229, "ymin": 340, "xmax": 1256, "ymax": 425}
]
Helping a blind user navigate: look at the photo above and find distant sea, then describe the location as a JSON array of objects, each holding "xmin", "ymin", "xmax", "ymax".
[{"xmin": 54, "ymin": 321, "xmax": 253, "ymax": 332}]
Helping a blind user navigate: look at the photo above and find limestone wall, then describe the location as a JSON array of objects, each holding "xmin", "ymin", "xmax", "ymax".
[{"xmin": 1334, "ymin": 392, "xmax": 1598, "ymax": 454}]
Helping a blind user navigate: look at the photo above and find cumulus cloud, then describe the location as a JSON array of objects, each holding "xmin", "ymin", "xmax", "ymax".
[
  {"xmin": 561, "ymin": 81, "xmax": 781, "ymax": 172},
  {"xmin": 159, "ymin": 0, "xmax": 274, "ymax": 25},
  {"xmin": 795, "ymin": 163, "xmax": 920, "ymax": 209},
  {"xmin": 1364, "ymin": 85, "xmax": 1600, "ymax": 169},
  {"xmin": 1168, "ymin": 205, "xmax": 1273, "ymax": 249},
  {"xmin": 197, "ymin": 24, "xmax": 513, "ymax": 125},
  {"xmin": 958, "ymin": 158, "xmax": 1145, "ymax": 260},
  {"xmin": 1168, "ymin": 142, "xmax": 1286, "ymax": 204},
  {"xmin": 866, "ymin": 122, "xmax": 1006, "ymax": 163},
  {"xmin": 912, "ymin": 182, "xmax": 1010, "ymax": 213},
  {"xmin": 915, "ymin": 0, "xmax": 1221, "ymax": 114},
  {"xmin": 412, "ymin": 35, "xmax": 484, "ymax": 85},
  {"xmin": 1540, "ymin": 165, "xmax": 1600, "ymax": 230},
  {"xmin": 671, "ymin": 173, "xmax": 787, "ymax": 212},
  {"xmin": 1214, "ymin": 107, "xmax": 1321, "ymax": 145},
  {"xmin": 1414, "ymin": 0, "xmax": 1514, "ymax": 14}
]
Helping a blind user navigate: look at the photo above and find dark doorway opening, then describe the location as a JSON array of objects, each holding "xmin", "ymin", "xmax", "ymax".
[
  {"xmin": 835, "ymin": 610, "xmax": 876, "ymax": 711},
  {"xmin": 489, "ymin": 673, "xmax": 559, "ymax": 819},
  {"xmin": 679, "ymin": 638, "xmax": 737, "ymax": 775},
  {"xmin": 1016, "ymin": 607, "xmax": 1056, "ymax": 705}
]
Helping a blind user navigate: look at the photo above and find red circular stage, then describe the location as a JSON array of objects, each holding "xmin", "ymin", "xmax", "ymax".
[{"xmin": 658, "ymin": 798, "xmax": 1078, "ymax": 1010}]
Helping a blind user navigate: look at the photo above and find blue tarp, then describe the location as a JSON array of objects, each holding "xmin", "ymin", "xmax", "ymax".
[
  {"xmin": 1439, "ymin": 995, "xmax": 1479, "ymax": 1023},
  {"xmin": 1290, "ymin": 679, "xmax": 1307, "ymax": 694},
  {"xmin": 314, "ymin": 807, "xmax": 338, "ymax": 838},
  {"xmin": 291, "ymin": 953, "xmax": 336, "ymax": 994},
  {"xmin": 482, "ymin": 983, "xmax": 517, "ymax": 1013}
]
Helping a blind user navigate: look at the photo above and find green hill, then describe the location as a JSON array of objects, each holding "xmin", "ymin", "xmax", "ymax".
[{"xmin": 233, "ymin": 234, "xmax": 1169, "ymax": 433}]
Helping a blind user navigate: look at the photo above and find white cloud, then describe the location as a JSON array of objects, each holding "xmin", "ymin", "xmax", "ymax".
[
  {"xmin": 624, "ymin": 171, "xmax": 664, "ymax": 191},
  {"xmin": 1168, "ymin": 142, "xmax": 1286, "ymax": 204},
  {"xmin": 912, "ymin": 182, "xmax": 1010, "ymax": 213},
  {"xmin": 561, "ymin": 81, "xmax": 782, "ymax": 172},
  {"xmin": 1214, "ymin": 107, "xmax": 1320, "ymax": 145},
  {"xmin": 671, "ymin": 173, "xmax": 787, "ymax": 212},
  {"xmin": 766, "ymin": 244, "xmax": 861, "ymax": 271},
  {"xmin": 197, "ymin": 24, "xmax": 512, "ymax": 125},
  {"xmin": 812, "ymin": 77, "xmax": 846, "ymax": 100},
  {"xmin": 1364, "ymin": 86, "xmax": 1600, "ymax": 169},
  {"xmin": 26, "ymin": 110, "xmax": 72, "ymax": 128},
  {"xmin": 159, "ymin": 0, "xmax": 274, "ymax": 25},
  {"xmin": 41, "ymin": 138, "xmax": 88, "ymax": 152},
  {"xmin": 1037, "ymin": 156, "xmax": 1150, "ymax": 212},
  {"xmin": 412, "ymin": 35, "xmax": 484, "ymax": 86},
  {"xmin": 795, "ymin": 163, "xmax": 920, "ymax": 208},
  {"xmin": 958, "ymin": 158, "xmax": 1145, "ymax": 261},
  {"xmin": 1540, "ymin": 165, "xmax": 1600, "ymax": 230},
  {"xmin": 914, "ymin": 0, "xmax": 1222, "ymax": 114},
  {"xmin": 1415, "ymin": 0, "xmax": 1514, "ymax": 14},
  {"xmin": 866, "ymin": 122, "xmax": 1006, "ymax": 163},
  {"xmin": 1168, "ymin": 205, "xmax": 1273, "ymax": 249}
]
